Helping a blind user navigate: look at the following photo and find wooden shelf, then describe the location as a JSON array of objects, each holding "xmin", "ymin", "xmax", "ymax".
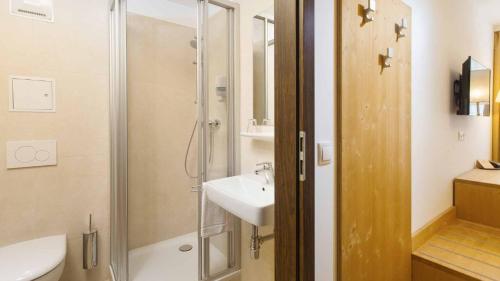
[{"xmin": 413, "ymin": 220, "xmax": 500, "ymax": 281}]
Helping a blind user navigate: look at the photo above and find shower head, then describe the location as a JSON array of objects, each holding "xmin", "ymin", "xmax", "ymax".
[{"xmin": 190, "ymin": 37, "xmax": 197, "ymax": 49}]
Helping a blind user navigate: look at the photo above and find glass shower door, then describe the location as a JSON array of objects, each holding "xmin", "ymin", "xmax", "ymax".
[
  {"xmin": 197, "ymin": 1, "xmax": 239, "ymax": 280},
  {"xmin": 109, "ymin": 0, "xmax": 239, "ymax": 280}
]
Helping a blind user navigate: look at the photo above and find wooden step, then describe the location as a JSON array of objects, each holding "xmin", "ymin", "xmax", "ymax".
[
  {"xmin": 454, "ymin": 169, "xmax": 500, "ymax": 229},
  {"xmin": 413, "ymin": 220, "xmax": 500, "ymax": 281}
]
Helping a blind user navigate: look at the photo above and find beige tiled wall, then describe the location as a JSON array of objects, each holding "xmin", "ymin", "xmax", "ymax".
[
  {"xmin": 127, "ymin": 13, "xmax": 198, "ymax": 250},
  {"xmin": 237, "ymin": 0, "xmax": 275, "ymax": 280},
  {"xmin": 0, "ymin": 0, "xmax": 110, "ymax": 281}
]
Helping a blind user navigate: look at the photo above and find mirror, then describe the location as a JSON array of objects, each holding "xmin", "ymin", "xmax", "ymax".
[
  {"xmin": 455, "ymin": 57, "xmax": 492, "ymax": 116},
  {"xmin": 253, "ymin": 6, "xmax": 274, "ymax": 125},
  {"xmin": 469, "ymin": 59, "xmax": 491, "ymax": 116}
]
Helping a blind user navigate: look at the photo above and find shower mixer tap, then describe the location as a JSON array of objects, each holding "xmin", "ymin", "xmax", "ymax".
[{"xmin": 208, "ymin": 119, "xmax": 221, "ymax": 129}]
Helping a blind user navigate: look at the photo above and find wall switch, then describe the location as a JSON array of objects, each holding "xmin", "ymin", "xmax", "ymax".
[
  {"xmin": 458, "ymin": 130, "xmax": 465, "ymax": 141},
  {"xmin": 318, "ymin": 142, "xmax": 333, "ymax": 166},
  {"xmin": 6, "ymin": 140, "xmax": 57, "ymax": 169}
]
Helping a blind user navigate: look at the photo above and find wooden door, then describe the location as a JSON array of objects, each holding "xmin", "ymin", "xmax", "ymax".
[
  {"xmin": 338, "ymin": 0, "xmax": 412, "ymax": 280},
  {"xmin": 275, "ymin": 0, "xmax": 315, "ymax": 280}
]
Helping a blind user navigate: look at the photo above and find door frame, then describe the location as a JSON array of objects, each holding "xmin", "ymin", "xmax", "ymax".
[{"xmin": 274, "ymin": 0, "xmax": 315, "ymax": 280}]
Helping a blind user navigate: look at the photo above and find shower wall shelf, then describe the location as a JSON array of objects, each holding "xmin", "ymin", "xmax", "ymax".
[{"xmin": 241, "ymin": 126, "xmax": 274, "ymax": 141}]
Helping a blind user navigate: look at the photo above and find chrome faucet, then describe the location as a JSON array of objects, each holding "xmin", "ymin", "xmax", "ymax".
[{"xmin": 255, "ymin": 162, "xmax": 274, "ymax": 184}]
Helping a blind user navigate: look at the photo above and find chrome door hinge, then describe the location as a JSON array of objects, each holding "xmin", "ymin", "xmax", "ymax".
[{"xmin": 299, "ymin": 131, "xmax": 306, "ymax": 182}]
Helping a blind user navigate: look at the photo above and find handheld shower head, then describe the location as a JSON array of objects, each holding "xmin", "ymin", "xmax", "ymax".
[{"xmin": 190, "ymin": 37, "xmax": 197, "ymax": 49}]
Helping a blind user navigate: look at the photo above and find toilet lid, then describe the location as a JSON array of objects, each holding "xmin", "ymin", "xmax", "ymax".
[{"xmin": 0, "ymin": 235, "xmax": 66, "ymax": 281}]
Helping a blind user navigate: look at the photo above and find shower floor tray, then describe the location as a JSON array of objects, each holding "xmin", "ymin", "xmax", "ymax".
[{"xmin": 129, "ymin": 232, "xmax": 226, "ymax": 281}]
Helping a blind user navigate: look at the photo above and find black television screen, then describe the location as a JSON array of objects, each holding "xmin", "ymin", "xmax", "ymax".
[{"xmin": 455, "ymin": 57, "xmax": 491, "ymax": 116}]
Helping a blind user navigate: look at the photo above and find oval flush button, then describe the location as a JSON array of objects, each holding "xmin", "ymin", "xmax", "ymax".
[
  {"xmin": 15, "ymin": 146, "xmax": 36, "ymax": 163},
  {"xmin": 7, "ymin": 140, "xmax": 57, "ymax": 169},
  {"xmin": 36, "ymin": 150, "xmax": 50, "ymax": 162}
]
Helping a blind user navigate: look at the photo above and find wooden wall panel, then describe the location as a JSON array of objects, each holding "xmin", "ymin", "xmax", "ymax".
[{"xmin": 338, "ymin": 0, "xmax": 412, "ymax": 280}]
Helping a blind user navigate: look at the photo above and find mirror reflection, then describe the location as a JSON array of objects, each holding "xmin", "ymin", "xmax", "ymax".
[
  {"xmin": 253, "ymin": 6, "xmax": 275, "ymax": 125},
  {"xmin": 470, "ymin": 59, "xmax": 491, "ymax": 116}
]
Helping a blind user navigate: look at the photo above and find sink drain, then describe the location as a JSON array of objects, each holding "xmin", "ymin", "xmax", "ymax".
[{"xmin": 179, "ymin": 244, "xmax": 193, "ymax": 252}]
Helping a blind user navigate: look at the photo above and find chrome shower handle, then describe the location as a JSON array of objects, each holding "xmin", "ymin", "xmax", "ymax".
[{"xmin": 191, "ymin": 185, "xmax": 202, "ymax": 192}]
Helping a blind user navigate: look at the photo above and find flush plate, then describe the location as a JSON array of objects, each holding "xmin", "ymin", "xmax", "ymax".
[{"xmin": 6, "ymin": 140, "xmax": 57, "ymax": 169}]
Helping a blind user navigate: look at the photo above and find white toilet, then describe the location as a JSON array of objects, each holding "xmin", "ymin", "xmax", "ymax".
[{"xmin": 0, "ymin": 234, "xmax": 66, "ymax": 281}]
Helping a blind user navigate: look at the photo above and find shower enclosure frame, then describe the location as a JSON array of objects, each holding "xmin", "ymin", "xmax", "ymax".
[
  {"xmin": 109, "ymin": 0, "xmax": 128, "ymax": 280},
  {"xmin": 197, "ymin": 0, "xmax": 241, "ymax": 280},
  {"xmin": 108, "ymin": 0, "xmax": 241, "ymax": 280}
]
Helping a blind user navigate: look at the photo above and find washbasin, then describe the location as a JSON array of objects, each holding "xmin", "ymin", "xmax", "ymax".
[{"xmin": 203, "ymin": 174, "xmax": 274, "ymax": 226}]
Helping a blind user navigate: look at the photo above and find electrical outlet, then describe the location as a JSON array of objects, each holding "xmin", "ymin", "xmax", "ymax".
[{"xmin": 458, "ymin": 130, "xmax": 465, "ymax": 141}]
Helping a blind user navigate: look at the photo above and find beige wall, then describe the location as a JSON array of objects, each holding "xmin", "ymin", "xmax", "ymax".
[
  {"xmin": 127, "ymin": 13, "xmax": 198, "ymax": 250},
  {"xmin": 0, "ymin": 1, "xmax": 110, "ymax": 281},
  {"xmin": 236, "ymin": 0, "xmax": 275, "ymax": 280}
]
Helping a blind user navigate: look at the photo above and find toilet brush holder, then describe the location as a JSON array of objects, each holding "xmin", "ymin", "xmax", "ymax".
[{"xmin": 83, "ymin": 214, "xmax": 98, "ymax": 270}]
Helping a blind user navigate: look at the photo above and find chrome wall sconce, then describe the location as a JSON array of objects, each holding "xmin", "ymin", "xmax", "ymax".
[
  {"xmin": 396, "ymin": 17, "xmax": 408, "ymax": 38},
  {"xmin": 383, "ymin": 48, "xmax": 394, "ymax": 68},
  {"xmin": 364, "ymin": 0, "xmax": 376, "ymax": 22}
]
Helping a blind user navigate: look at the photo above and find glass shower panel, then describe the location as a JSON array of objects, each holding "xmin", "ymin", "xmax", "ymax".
[
  {"xmin": 199, "ymin": 2, "xmax": 238, "ymax": 280},
  {"xmin": 126, "ymin": 0, "xmax": 199, "ymax": 280},
  {"xmin": 110, "ymin": 0, "xmax": 239, "ymax": 280},
  {"xmin": 206, "ymin": 4, "xmax": 229, "ymax": 181}
]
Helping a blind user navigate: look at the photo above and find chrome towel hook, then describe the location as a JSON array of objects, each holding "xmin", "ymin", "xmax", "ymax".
[
  {"xmin": 397, "ymin": 17, "xmax": 409, "ymax": 38},
  {"xmin": 364, "ymin": 0, "xmax": 376, "ymax": 22},
  {"xmin": 383, "ymin": 48, "xmax": 394, "ymax": 68}
]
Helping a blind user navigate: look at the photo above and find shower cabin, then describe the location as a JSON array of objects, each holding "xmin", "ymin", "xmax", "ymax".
[{"xmin": 109, "ymin": 0, "xmax": 240, "ymax": 280}]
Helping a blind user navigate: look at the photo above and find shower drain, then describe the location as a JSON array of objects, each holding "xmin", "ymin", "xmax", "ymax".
[{"xmin": 179, "ymin": 244, "xmax": 193, "ymax": 252}]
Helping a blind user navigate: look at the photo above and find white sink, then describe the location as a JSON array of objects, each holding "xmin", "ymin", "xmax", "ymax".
[{"xmin": 203, "ymin": 174, "xmax": 274, "ymax": 226}]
